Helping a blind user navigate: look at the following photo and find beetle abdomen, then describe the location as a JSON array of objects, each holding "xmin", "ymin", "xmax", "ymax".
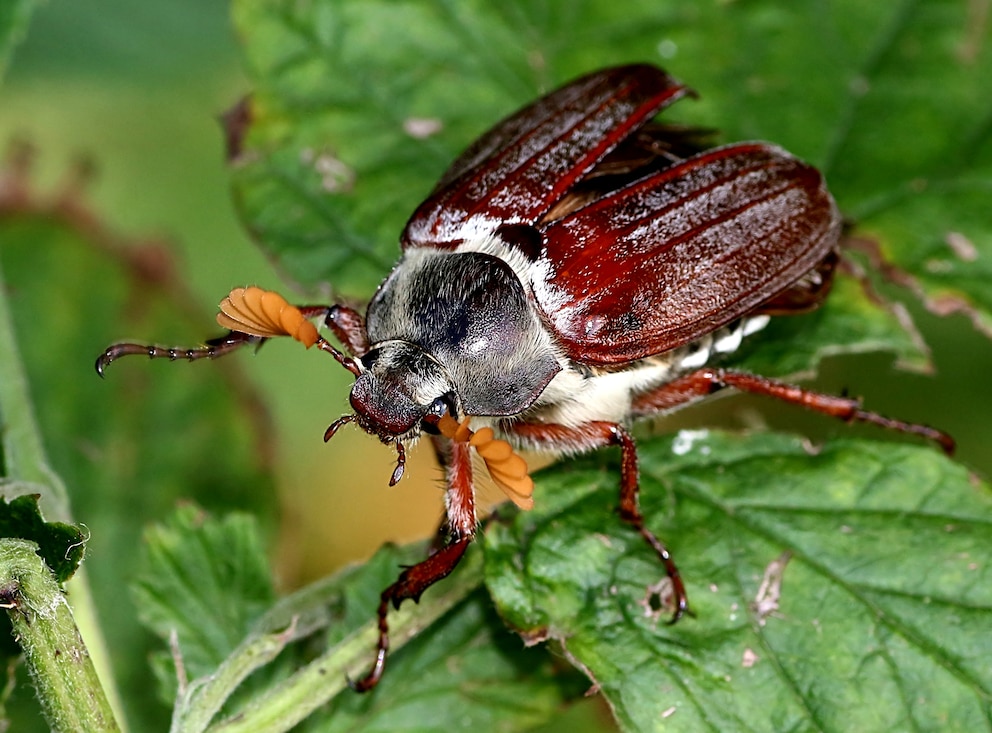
[{"xmin": 520, "ymin": 314, "xmax": 771, "ymax": 430}]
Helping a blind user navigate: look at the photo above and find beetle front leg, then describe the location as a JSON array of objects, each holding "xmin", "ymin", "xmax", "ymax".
[
  {"xmin": 350, "ymin": 439, "xmax": 476, "ymax": 692},
  {"xmin": 505, "ymin": 421, "xmax": 689, "ymax": 623},
  {"xmin": 289, "ymin": 303, "xmax": 369, "ymax": 375}
]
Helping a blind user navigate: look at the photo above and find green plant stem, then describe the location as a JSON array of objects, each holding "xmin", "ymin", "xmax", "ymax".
[
  {"xmin": 170, "ymin": 622, "xmax": 301, "ymax": 733},
  {"xmin": 0, "ymin": 262, "xmax": 125, "ymax": 730},
  {"xmin": 0, "ymin": 539, "xmax": 119, "ymax": 732},
  {"xmin": 202, "ymin": 548, "xmax": 483, "ymax": 733}
]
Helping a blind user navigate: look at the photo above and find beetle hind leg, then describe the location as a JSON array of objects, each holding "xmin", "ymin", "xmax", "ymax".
[{"xmin": 631, "ymin": 367, "xmax": 954, "ymax": 454}]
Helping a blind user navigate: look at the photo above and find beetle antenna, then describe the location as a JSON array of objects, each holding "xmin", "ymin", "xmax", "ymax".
[{"xmin": 95, "ymin": 333, "xmax": 261, "ymax": 378}]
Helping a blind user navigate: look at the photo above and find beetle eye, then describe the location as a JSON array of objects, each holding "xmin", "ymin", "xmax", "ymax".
[
  {"xmin": 359, "ymin": 348, "xmax": 380, "ymax": 371},
  {"xmin": 428, "ymin": 394, "xmax": 457, "ymax": 421}
]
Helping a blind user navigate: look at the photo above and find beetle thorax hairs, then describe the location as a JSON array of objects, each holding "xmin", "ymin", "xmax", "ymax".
[{"xmin": 434, "ymin": 230, "xmax": 771, "ymax": 435}]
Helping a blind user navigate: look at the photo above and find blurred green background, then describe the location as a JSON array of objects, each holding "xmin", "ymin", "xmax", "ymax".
[
  {"xmin": 2, "ymin": 0, "xmax": 451, "ymax": 574},
  {"xmin": 1, "ymin": 0, "xmax": 990, "ymax": 731},
  {"xmin": 1, "ymin": 0, "xmax": 454, "ymax": 728}
]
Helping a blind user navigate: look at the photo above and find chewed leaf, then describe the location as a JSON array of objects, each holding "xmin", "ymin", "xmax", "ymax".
[
  {"xmin": 0, "ymin": 493, "xmax": 86, "ymax": 583},
  {"xmin": 217, "ymin": 287, "xmax": 319, "ymax": 347}
]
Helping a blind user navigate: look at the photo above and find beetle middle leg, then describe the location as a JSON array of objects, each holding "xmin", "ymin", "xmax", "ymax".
[
  {"xmin": 630, "ymin": 367, "xmax": 955, "ymax": 454},
  {"xmin": 504, "ymin": 420, "xmax": 689, "ymax": 623},
  {"xmin": 350, "ymin": 439, "xmax": 477, "ymax": 692}
]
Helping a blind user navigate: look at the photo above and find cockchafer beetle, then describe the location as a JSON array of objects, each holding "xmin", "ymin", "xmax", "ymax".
[{"xmin": 97, "ymin": 64, "xmax": 953, "ymax": 691}]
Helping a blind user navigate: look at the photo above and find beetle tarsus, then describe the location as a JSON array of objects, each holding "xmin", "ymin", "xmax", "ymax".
[
  {"xmin": 618, "ymin": 510, "xmax": 690, "ymax": 623},
  {"xmin": 324, "ymin": 415, "xmax": 356, "ymax": 442},
  {"xmin": 347, "ymin": 647, "xmax": 387, "ymax": 693},
  {"xmin": 353, "ymin": 538, "xmax": 472, "ymax": 693},
  {"xmin": 850, "ymin": 408, "xmax": 956, "ymax": 456},
  {"xmin": 315, "ymin": 337, "xmax": 362, "ymax": 376},
  {"xmin": 389, "ymin": 441, "xmax": 406, "ymax": 485}
]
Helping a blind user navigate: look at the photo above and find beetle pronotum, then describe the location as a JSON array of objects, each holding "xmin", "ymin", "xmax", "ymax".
[{"xmin": 97, "ymin": 64, "xmax": 953, "ymax": 691}]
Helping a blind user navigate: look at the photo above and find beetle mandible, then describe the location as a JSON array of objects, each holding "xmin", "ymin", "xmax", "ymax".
[{"xmin": 97, "ymin": 64, "xmax": 953, "ymax": 691}]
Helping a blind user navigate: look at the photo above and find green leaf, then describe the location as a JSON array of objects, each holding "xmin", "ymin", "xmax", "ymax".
[
  {"xmin": 208, "ymin": 542, "xmax": 575, "ymax": 733},
  {"xmin": 0, "ymin": 190, "xmax": 279, "ymax": 727},
  {"xmin": 307, "ymin": 546, "xmax": 577, "ymax": 733},
  {"xmin": 0, "ymin": 0, "xmax": 37, "ymax": 82},
  {"xmin": 131, "ymin": 505, "xmax": 278, "ymax": 703},
  {"xmin": 817, "ymin": 2, "xmax": 992, "ymax": 334},
  {"xmin": 0, "ymin": 494, "xmax": 85, "ymax": 583},
  {"xmin": 318, "ymin": 589, "xmax": 583, "ymax": 733},
  {"xmin": 0, "ymin": 237, "xmax": 124, "ymax": 725},
  {"xmin": 133, "ymin": 509, "xmax": 575, "ymax": 733},
  {"xmin": 485, "ymin": 431, "xmax": 992, "ymax": 732}
]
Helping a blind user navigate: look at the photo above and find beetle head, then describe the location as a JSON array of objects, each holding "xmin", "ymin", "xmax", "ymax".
[
  {"xmin": 349, "ymin": 339, "xmax": 455, "ymax": 441},
  {"xmin": 326, "ymin": 248, "xmax": 562, "ymax": 486}
]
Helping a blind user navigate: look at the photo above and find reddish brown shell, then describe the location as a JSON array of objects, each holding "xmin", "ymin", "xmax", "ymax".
[
  {"xmin": 402, "ymin": 64, "xmax": 692, "ymax": 248},
  {"xmin": 534, "ymin": 142, "xmax": 841, "ymax": 364},
  {"xmin": 398, "ymin": 64, "xmax": 839, "ymax": 366}
]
